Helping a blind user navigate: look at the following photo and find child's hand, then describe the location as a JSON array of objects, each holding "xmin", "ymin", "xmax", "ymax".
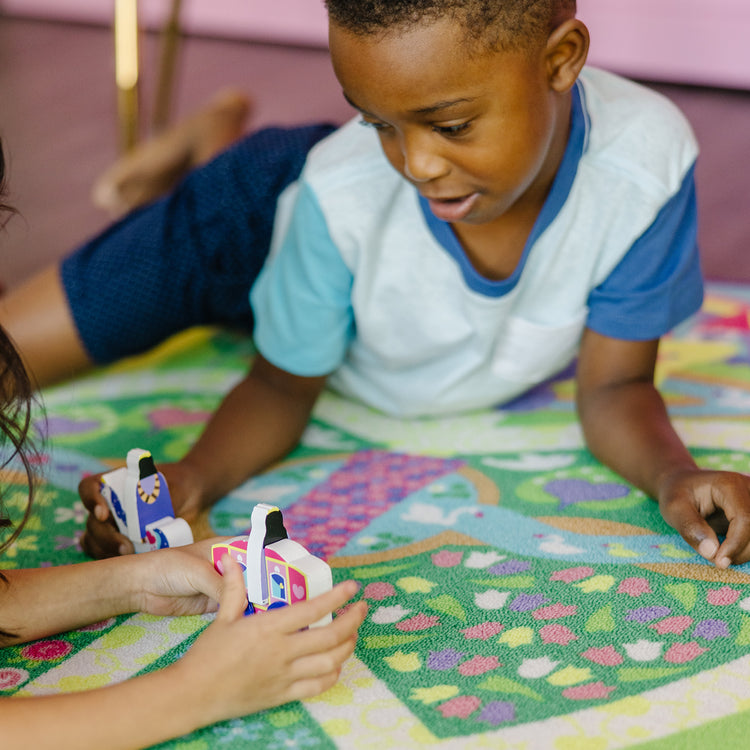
[
  {"xmin": 127, "ymin": 541, "xmax": 224, "ymax": 617},
  {"xmin": 175, "ymin": 555, "xmax": 367, "ymax": 723},
  {"xmin": 79, "ymin": 472, "xmax": 135, "ymax": 558},
  {"xmin": 79, "ymin": 461, "xmax": 204, "ymax": 559},
  {"xmin": 658, "ymin": 468, "xmax": 750, "ymax": 568}
]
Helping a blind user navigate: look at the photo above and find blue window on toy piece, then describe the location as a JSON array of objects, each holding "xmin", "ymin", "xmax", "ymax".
[{"xmin": 270, "ymin": 572, "xmax": 287, "ymax": 601}]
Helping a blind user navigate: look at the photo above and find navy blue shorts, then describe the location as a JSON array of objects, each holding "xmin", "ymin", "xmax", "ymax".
[{"xmin": 61, "ymin": 123, "xmax": 335, "ymax": 364}]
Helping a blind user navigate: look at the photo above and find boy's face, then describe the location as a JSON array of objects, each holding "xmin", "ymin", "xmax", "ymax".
[{"xmin": 329, "ymin": 18, "xmax": 570, "ymax": 228}]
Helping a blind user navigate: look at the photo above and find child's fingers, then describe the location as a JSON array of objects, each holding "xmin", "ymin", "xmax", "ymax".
[
  {"xmin": 78, "ymin": 474, "xmax": 111, "ymax": 522},
  {"xmin": 712, "ymin": 477, "xmax": 750, "ymax": 567},
  {"xmin": 284, "ymin": 599, "xmax": 367, "ymax": 661},
  {"xmin": 267, "ymin": 580, "xmax": 361, "ymax": 635},
  {"xmin": 285, "ymin": 636, "xmax": 359, "ymax": 702},
  {"xmin": 215, "ymin": 554, "xmax": 250, "ymax": 622},
  {"xmin": 81, "ymin": 515, "xmax": 134, "ymax": 559},
  {"xmin": 664, "ymin": 501, "xmax": 720, "ymax": 564}
]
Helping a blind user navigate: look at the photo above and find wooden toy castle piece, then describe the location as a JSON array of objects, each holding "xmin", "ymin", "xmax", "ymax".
[
  {"xmin": 211, "ymin": 503, "xmax": 333, "ymax": 627},
  {"xmin": 99, "ymin": 448, "xmax": 193, "ymax": 553}
]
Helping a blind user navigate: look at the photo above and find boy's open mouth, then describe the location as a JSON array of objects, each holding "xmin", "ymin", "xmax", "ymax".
[{"xmin": 426, "ymin": 192, "xmax": 479, "ymax": 222}]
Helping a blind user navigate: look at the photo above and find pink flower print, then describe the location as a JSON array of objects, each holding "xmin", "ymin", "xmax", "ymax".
[
  {"xmin": 664, "ymin": 641, "xmax": 708, "ymax": 664},
  {"xmin": 550, "ymin": 566, "xmax": 595, "ymax": 583},
  {"xmin": 539, "ymin": 624, "xmax": 578, "ymax": 645},
  {"xmin": 21, "ymin": 639, "xmax": 73, "ymax": 661},
  {"xmin": 581, "ymin": 646, "xmax": 623, "ymax": 666},
  {"xmin": 461, "ymin": 621, "xmax": 504, "ymax": 641},
  {"xmin": 706, "ymin": 587, "xmax": 741, "ymax": 606},
  {"xmin": 532, "ymin": 603, "xmax": 577, "ymax": 620},
  {"xmin": 363, "ymin": 582, "xmax": 396, "ymax": 601},
  {"xmin": 395, "ymin": 613, "xmax": 441, "ymax": 631},
  {"xmin": 617, "ymin": 578, "xmax": 652, "ymax": 597},
  {"xmin": 431, "ymin": 550, "xmax": 463, "ymax": 568},
  {"xmin": 649, "ymin": 616, "xmax": 693, "ymax": 635},
  {"xmin": 562, "ymin": 682, "xmax": 617, "ymax": 701},
  {"xmin": 459, "ymin": 656, "xmax": 501, "ymax": 677},
  {"xmin": 437, "ymin": 695, "xmax": 482, "ymax": 719},
  {"xmin": 0, "ymin": 667, "xmax": 30, "ymax": 690}
]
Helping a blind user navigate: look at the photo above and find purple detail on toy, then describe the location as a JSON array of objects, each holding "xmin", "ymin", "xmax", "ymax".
[
  {"xmin": 41, "ymin": 416, "xmax": 100, "ymax": 437},
  {"xmin": 136, "ymin": 471, "xmax": 172, "ymax": 539},
  {"xmin": 693, "ymin": 619, "xmax": 730, "ymax": 640},
  {"xmin": 488, "ymin": 560, "xmax": 532, "ymax": 576},
  {"xmin": 427, "ymin": 649, "xmax": 466, "ymax": 671},
  {"xmin": 283, "ymin": 450, "xmax": 463, "ymax": 559},
  {"xmin": 625, "ymin": 606, "xmax": 672, "ymax": 623},
  {"xmin": 509, "ymin": 593, "xmax": 549, "ymax": 612},
  {"xmin": 478, "ymin": 701, "xmax": 516, "ymax": 726},
  {"xmin": 544, "ymin": 478, "xmax": 631, "ymax": 509}
]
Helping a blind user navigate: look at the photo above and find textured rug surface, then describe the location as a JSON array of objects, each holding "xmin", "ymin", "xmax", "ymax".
[{"xmin": 3, "ymin": 282, "xmax": 750, "ymax": 749}]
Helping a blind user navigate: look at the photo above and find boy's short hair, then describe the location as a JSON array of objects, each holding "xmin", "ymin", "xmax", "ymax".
[{"xmin": 325, "ymin": 0, "xmax": 576, "ymax": 50}]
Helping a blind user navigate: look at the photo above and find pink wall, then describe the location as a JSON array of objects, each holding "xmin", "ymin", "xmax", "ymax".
[
  {"xmin": 580, "ymin": 0, "xmax": 750, "ymax": 90},
  {"xmin": 1, "ymin": 0, "xmax": 748, "ymax": 88}
]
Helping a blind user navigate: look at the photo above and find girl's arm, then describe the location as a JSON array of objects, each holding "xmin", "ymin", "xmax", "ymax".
[
  {"xmin": 2, "ymin": 557, "xmax": 366, "ymax": 750},
  {"xmin": 0, "ymin": 542, "xmax": 220, "ymax": 645},
  {"xmin": 576, "ymin": 327, "xmax": 750, "ymax": 567}
]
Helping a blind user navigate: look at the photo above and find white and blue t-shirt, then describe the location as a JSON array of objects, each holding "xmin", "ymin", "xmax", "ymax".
[{"xmin": 251, "ymin": 67, "xmax": 703, "ymax": 417}]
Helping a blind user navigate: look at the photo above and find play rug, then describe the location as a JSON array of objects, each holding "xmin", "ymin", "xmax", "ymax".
[{"xmin": 3, "ymin": 281, "xmax": 750, "ymax": 749}]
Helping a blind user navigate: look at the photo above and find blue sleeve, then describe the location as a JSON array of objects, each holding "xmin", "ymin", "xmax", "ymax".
[
  {"xmin": 586, "ymin": 164, "xmax": 704, "ymax": 340},
  {"xmin": 251, "ymin": 181, "xmax": 355, "ymax": 376}
]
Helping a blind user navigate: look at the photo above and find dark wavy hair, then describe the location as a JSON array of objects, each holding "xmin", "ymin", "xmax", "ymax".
[{"xmin": 0, "ymin": 139, "xmax": 37, "ymax": 559}]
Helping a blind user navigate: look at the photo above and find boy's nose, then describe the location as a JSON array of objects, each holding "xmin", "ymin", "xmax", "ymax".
[{"xmin": 400, "ymin": 134, "xmax": 447, "ymax": 183}]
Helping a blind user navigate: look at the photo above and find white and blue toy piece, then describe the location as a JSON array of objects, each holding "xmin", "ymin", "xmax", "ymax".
[{"xmin": 99, "ymin": 448, "xmax": 193, "ymax": 553}]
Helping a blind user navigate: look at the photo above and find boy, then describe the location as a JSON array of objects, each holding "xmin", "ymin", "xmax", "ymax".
[{"xmin": 79, "ymin": 0, "xmax": 750, "ymax": 567}]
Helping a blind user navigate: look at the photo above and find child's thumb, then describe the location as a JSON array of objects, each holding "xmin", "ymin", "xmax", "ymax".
[{"xmin": 216, "ymin": 554, "xmax": 249, "ymax": 622}]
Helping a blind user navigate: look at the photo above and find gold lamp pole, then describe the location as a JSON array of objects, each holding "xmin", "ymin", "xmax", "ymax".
[
  {"xmin": 152, "ymin": 0, "xmax": 183, "ymax": 134},
  {"xmin": 114, "ymin": 0, "xmax": 140, "ymax": 153}
]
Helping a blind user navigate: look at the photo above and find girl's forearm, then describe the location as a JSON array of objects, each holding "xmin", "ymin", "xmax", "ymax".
[
  {"xmin": 0, "ymin": 557, "xmax": 139, "ymax": 645},
  {"xmin": 2, "ymin": 663, "xmax": 212, "ymax": 750}
]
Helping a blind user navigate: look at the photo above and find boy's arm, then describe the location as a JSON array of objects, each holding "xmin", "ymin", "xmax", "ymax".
[
  {"xmin": 81, "ymin": 354, "xmax": 328, "ymax": 558},
  {"xmin": 178, "ymin": 353, "xmax": 329, "ymax": 511},
  {"xmin": 575, "ymin": 327, "xmax": 750, "ymax": 568}
]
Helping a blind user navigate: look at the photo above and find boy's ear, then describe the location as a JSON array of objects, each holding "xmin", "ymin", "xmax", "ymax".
[{"xmin": 545, "ymin": 19, "xmax": 589, "ymax": 92}]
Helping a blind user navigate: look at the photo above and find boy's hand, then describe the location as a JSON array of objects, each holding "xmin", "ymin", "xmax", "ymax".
[
  {"xmin": 658, "ymin": 469, "xmax": 750, "ymax": 568},
  {"xmin": 175, "ymin": 555, "xmax": 367, "ymax": 723},
  {"xmin": 79, "ymin": 461, "xmax": 204, "ymax": 559},
  {"xmin": 79, "ymin": 473, "xmax": 134, "ymax": 558}
]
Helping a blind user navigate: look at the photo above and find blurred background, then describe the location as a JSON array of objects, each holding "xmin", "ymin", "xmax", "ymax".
[{"xmin": 0, "ymin": 0, "xmax": 748, "ymax": 289}]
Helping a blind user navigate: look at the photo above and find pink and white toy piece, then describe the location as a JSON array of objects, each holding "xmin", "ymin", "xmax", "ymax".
[
  {"xmin": 212, "ymin": 503, "xmax": 333, "ymax": 627},
  {"xmin": 99, "ymin": 448, "xmax": 193, "ymax": 553}
]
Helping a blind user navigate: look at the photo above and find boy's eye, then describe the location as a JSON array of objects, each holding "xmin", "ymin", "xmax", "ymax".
[
  {"xmin": 433, "ymin": 121, "xmax": 471, "ymax": 137},
  {"xmin": 359, "ymin": 118, "xmax": 390, "ymax": 132}
]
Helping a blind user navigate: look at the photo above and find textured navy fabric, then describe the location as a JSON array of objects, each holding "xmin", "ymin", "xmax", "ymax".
[{"xmin": 61, "ymin": 123, "xmax": 335, "ymax": 363}]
